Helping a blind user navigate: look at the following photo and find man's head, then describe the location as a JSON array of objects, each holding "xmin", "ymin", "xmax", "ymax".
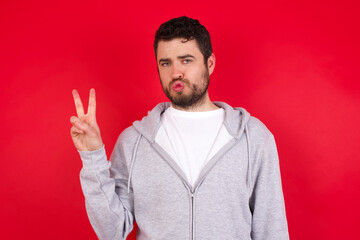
[
  {"xmin": 154, "ymin": 16, "xmax": 213, "ymax": 64},
  {"xmin": 154, "ymin": 16, "xmax": 216, "ymax": 110}
]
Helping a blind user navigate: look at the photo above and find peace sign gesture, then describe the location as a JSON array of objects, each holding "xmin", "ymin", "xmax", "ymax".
[{"xmin": 70, "ymin": 88, "xmax": 103, "ymax": 151}]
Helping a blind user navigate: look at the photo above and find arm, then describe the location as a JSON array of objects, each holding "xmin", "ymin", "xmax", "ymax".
[
  {"xmin": 79, "ymin": 145, "xmax": 134, "ymax": 240},
  {"xmin": 70, "ymin": 89, "xmax": 134, "ymax": 239},
  {"xmin": 249, "ymin": 133, "xmax": 290, "ymax": 240}
]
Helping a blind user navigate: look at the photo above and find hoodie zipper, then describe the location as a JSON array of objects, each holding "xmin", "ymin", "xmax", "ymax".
[
  {"xmin": 190, "ymin": 191, "xmax": 194, "ymax": 240},
  {"xmin": 152, "ymin": 141, "xmax": 238, "ymax": 239}
]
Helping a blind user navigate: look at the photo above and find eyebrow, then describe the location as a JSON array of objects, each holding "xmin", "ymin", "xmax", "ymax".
[{"xmin": 158, "ymin": 54, "xmax": 196, "ymax": 64}]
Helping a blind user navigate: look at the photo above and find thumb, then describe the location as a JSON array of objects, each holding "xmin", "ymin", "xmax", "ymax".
[
  {"xmin": 75, "ymin": 119, "xmax": 100, "ymax": 139},
  {"xmin": 75, "ymin": 120, "xmax": 90, "ymax": 133},
  {"xmin": 70, "ymin": 116, "xmax": 90, "ymax": 133}
]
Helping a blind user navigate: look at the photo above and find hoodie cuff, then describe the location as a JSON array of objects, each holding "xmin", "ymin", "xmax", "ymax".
[{"xmin": 78, "ymin": 145, "xmax": 108, "ymax": 169}]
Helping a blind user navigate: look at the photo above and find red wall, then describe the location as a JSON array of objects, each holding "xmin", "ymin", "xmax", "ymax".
[{"xmin": 1, "ymin": 0, "xmax": 359, "ymax": 239}]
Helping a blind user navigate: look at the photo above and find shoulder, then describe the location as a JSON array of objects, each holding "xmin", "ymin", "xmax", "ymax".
[
  {"xmin": 110, "ymin": 126, "xmax": 141, "ymax": 167},
  {"xmin": 247, "ymin": 116, "xmax": 273, "ymax": 137},
  {"xmin": 116, "ymin": 126, "xmax": 141, "ymax": 147},
  {"xmin": 246, "ymin": 116, "xmax": 275, "ymax": 149}
]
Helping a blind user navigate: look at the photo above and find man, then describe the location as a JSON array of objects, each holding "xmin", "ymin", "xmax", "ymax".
[{"xmin": 70, "ymin": 16, "xmax": 289, "ymax": 240}]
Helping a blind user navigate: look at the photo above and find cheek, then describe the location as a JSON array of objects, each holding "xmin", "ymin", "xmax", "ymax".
[
  {"xmin": 158, "ymin": 69, "xmax": 167, "ymax": 79},
  {"xmin": 159, "ymin": 71, "xmax": 171, "ymax": 85},
  {"xmin": 189, "ymin": 67, "xmax": 207, "ymax": 83},
  {"xmin": 186, "ymin": 67, "xmax": 200, "ymax": 78}
]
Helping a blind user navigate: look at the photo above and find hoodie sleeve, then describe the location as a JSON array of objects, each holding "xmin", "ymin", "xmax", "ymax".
[
  {"xmin": 78, "ymin": 141, "xmax": 135, "ymax": 240},
  {"xmin": 249, "ymin": 133, "xmax": 290, "ymax": 240}
]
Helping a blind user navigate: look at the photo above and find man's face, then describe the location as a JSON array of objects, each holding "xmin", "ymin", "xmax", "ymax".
[{"xmin": 156, "ymin": 38, "xmax": 215, "ymax": 109}]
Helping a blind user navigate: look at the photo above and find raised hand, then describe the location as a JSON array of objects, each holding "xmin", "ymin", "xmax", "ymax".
[{"xmin": 70, "ymin": 88, "xmax": 103, "ymax": 151}]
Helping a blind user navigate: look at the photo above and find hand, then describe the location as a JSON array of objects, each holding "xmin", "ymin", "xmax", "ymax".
[{"xmin": 70, "ymin": 88, "xmax": 103, "ymax": 151}]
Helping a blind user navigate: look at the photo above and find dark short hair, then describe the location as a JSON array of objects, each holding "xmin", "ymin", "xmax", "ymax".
[{"xmin": 154, "ymin": 16, "xmax": 213, "ymax": 63}]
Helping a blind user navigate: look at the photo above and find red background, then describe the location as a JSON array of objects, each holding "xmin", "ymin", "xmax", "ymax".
[{"xmin": 1, "ymin": 0, "xmax": 359, "ymax": 239}]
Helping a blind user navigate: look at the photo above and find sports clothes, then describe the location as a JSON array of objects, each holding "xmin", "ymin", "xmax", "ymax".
[{"xmin": 78, "ymin": 102, "xmax": 289, "ymax": 240}]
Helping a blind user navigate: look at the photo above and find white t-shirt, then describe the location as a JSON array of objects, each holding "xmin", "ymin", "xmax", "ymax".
[{"xmin": 155, "ymin": 106, "xmax": 233, "ymax": 187}]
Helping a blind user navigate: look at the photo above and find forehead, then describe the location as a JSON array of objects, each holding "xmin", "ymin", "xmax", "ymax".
[{"xmin": 156, "ymin": 38, "xmax": 202, "ymax": 59}]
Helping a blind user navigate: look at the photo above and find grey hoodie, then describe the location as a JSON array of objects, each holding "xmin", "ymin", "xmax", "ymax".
[{"xmin": 79, "ymin": 102, "xmax": 289, "ymax": 240}]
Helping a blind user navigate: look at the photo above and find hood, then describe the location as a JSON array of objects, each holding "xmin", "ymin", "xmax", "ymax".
[
  {"xmin": 132, "ymin": 101, "xmax": 251, "ymax": 142},
  {"xmin": 127, "ymin": 102, "xmax": 252, "ymax": 193}
]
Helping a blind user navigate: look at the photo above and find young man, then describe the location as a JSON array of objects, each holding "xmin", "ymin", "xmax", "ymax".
[{"xmin": 70, "ymin": 16, "xmax": 289, "ymax": 240}]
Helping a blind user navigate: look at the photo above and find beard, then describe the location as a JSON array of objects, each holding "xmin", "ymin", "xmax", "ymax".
[{"xmin": 161, "ymin": 67, "xmax": 210, "ymax": 109}]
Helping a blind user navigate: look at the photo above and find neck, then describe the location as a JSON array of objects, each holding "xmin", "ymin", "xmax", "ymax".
[{"xmin": 172, "ymin": 92, "xmax": 218, "ymax": 112}]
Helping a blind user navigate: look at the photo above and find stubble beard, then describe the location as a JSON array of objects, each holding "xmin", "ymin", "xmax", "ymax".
[{"xmin": 161, "ymin": 68, "xmax": 210, "ymax": 110}]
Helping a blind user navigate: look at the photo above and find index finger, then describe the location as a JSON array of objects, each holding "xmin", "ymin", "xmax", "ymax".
[
  {"xmin": 72, "ymin": 89, "xmax": 85, "ymax": 117},
  {"xmin": 87, "ymin": 88, "xmax": 96, "ymax": 117}
]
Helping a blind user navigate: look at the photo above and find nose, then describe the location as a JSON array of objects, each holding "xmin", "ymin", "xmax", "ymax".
[{"xmin": 171, "ymin": 64, "xmax": 184, "ymax": 80}]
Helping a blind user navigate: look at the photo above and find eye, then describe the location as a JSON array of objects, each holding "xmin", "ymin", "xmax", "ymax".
[
  {"xmin": 161, "ymin": 62, "xmax": 170, "ymax": 67},
  {"xmin": 183, "ymin": 59, "xmax": 192, "ymax": 64}
]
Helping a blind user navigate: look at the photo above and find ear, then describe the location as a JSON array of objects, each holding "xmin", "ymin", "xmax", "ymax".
[{"xmin": 207, "ymin": 53, "xmax": 216, "ymax": 75}]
